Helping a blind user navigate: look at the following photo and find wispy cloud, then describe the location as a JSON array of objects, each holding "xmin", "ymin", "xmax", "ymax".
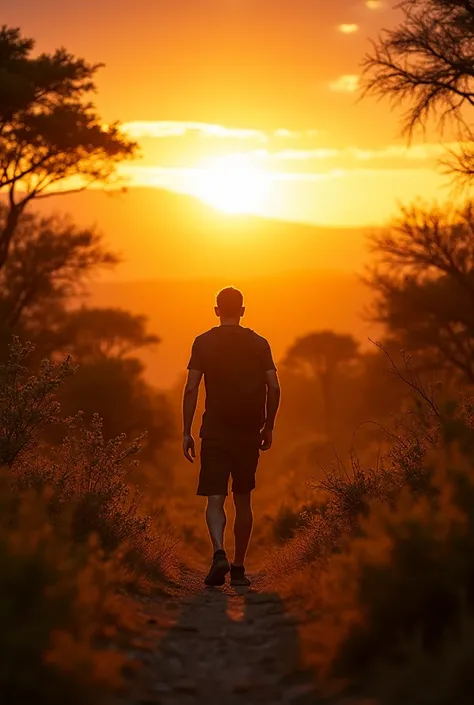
[
  {"xmin": 338, "ymin": 24, "xmax": 359, "ymax": 34},
  {"xmin": 260, "ymin": 142, "xmax": 460, "ymax": 165},
  {"xmin": 272, "ymin": 148, "xmax": 340, "ymax": 161},
  {"xmin": 121, "ymin": 121, "xmax": 268, "ymax": 142},
  {"xmin": 329, "ymin": 75, "xmax": 360, "ymax": 93},
  {"xmin": 366, "ymin": 0, "xmax": 383, "ymax": 9}
]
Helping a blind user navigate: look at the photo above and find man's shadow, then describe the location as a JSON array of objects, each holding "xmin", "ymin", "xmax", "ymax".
[{"xmin": 144, "ymin": 586, "xmax": 318, "ymax": 705}]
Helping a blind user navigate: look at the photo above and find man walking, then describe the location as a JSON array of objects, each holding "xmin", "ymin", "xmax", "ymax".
[{"xmin": 183, "ymin": 287, "xmax": 280, "ymax": 587}]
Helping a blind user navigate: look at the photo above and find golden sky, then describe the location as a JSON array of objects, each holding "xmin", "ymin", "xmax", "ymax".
[{"xmin": 7, "ymin": 1, "xmax": 452, "ymax": 226}]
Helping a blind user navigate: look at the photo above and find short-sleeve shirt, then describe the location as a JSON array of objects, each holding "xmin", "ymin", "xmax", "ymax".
[{"xmin": 188, "ymin": 325, "xmax": 276, "ymax": 441}]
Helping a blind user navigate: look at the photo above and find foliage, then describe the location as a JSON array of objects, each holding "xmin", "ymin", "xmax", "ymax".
[
  {"xmin": 55, "ymin": 307, "xmax": 160, "ymax": 362},
  {"xmin": 366, "ymin": 201, "xmax": 474, "ymax": 384},
  {"xmin": 1, "ymin": 336, "xmax": 177, "ymax": 574},
  {"xmin": 0, "ymin": 25, "xmax": 136, "ymax": 269},
  {"xmin": 57, "ymin": 356, "xmax": 174, "ymax": 459},
  {"xmin": 275, "ymin": 347, "xmax": 474, "ymax": 705},
  {"xmin": 272, "ymin": 500, "xmax": 320, "ymax": 543},
  {"xmin": 0, "ymin": 476, "xmax": 129, "ymax": 705},
  {"xmin": 362, "ymin": 0, "xmax": 474, "ymax": 179},
  {"xmin": 0, "ymin": 338, "xmax": 76, "ymax": 466},
  {"xmin": 0, "ymin": 207, "xmax": 118, "ymax": 333},
  {"xmin": 284, "ymin": 330, "xmax": 360, "ymax": 438}
]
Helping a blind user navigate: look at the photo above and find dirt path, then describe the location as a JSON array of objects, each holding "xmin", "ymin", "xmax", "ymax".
[{"xmin": 121, "ymin": 571, "xmax": 322, "ymax": 705}]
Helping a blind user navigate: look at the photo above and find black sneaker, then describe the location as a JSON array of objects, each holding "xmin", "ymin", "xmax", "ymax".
[
  {"xmin": 204, "ymin": 550, "xmax": 230, "ymax": 586},
  {"xmin": 230, "ymin": 564, "xmax": 251, "ymax": 587}
]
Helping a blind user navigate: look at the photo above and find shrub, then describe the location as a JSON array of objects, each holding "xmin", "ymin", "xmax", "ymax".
[
  {"xmin": 0, "ymin": 338, "xmax": 75, "ymax": 466},
  {"xmin": 0, "ymin": 475, "xmax": 129, "ymax": 704},
  {"xmin": 272, "ymin": 500, "xmax": 320, "ymax": 543},
  {"xmin": 292, "ymin": 442, "xmax": 474, "ymax": 693},
  {"xmin": 1, "ymin": 337, "xmax": 178, "ymax": 583}
]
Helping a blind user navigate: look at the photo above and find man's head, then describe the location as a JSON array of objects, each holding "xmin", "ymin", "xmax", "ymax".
[{"xmin": 215, "ymin": 287, "xmax": 245, "ymax": 322}]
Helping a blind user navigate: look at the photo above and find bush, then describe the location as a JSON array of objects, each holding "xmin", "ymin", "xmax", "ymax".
[
  {"xmin": 0, "ymin": 475, "xmax": 129, "ymax": 704},
  {"xmin": 1, "ymin": 337, "xmax": 178, "ymax": 582},
  {"xmin": 272, "ymin": 500, "xmax": 320, "ymax": 543},
  {"xmin": 0, "ymin": 337, "xmax": 178, "ymax": 702},
  {"xmin": 288, "ymin": 434, "xmax": 474, "ymax": 701}
]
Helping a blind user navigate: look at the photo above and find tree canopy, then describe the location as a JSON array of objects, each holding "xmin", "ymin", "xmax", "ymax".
[
  {"xmin": 362, "ymin": 0, "xmax": 474, "ymax": 180},
  {"xmin": 367, "ymin": 201, "xmax": 474, "ymax": 384},
  {"xmin": 0, "ymin": 26, "xmax": 136, "ymax": 269}
]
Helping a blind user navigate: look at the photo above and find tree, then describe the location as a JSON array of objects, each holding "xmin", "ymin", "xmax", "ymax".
[
  {"xmin": 0, "ymin": 26, "xmax": 136, "ymax": 269},
  {"xmin": 362, "ymin": 0, "xmax": 474, "ymax": 180},
  {"xmin": 0, "ymin": 207, "xmax": 118, "ymax": 333},
  {"xmin": 285, "ymin": 331, "xmax": 360, "ymax": 439},
  {"xmin": 58, "ymin": 357, "xmax": 173, "ymax": 460},
  {"xmin": 52, "ymin": 307, "xmax": 160, "ymax": 363},
  {"xmin": 366, "ymin": 201, "xmax": 474, "ymax": 384}
]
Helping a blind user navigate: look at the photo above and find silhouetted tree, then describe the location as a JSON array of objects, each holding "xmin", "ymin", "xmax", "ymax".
[
  {"xmin": 59, "ymin": 357, "xmax": 173, "ymax": 457},
  {"xmin": 53, "ymin": 307, "xmax": 160, "ymax": 363},
  {"xmin": 362, "ymin": 0, "xmax": 474, "ymax": 180},
  {"xmin": 285, "ymin": 331, "xmax": 360, "ymax": 439},
  {"xmin": 0, "ymin": 26, "xmax": 136, "ymax": 269},
  {"xmin": 0, "ymin": 208, "xmax": 117, "ymax": 333},
  {"xmin": 367, "ymin": 201, "xmax": 474, "ymax": 384}
]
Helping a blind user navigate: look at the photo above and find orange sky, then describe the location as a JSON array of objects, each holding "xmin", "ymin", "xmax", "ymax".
[{"xmin": 7, "ymin": 1, "xmax": 454, "ymax": 227}]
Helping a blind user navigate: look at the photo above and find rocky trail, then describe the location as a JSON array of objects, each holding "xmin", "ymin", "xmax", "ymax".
[{"xmin": 118, "ymin": 570, "xmax": 335, "ymax": 705}]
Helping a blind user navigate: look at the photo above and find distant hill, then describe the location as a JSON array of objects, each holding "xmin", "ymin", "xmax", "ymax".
[
  {"xmin": 89, "ymin": 270, "xmax": 380, "ymax": 388},
  {"xmin": 34, "ymin": 187, "xmax": 371, "ymax": 280}
]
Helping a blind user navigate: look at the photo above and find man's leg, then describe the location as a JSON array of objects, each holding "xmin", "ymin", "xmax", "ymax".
[
  {"xmin": 206, "ymin": 494, "xmax": 227, "ymax": 552},
  {"xmin": 233, "ymin": 492, "xmax": 253, "ymax": 566}
]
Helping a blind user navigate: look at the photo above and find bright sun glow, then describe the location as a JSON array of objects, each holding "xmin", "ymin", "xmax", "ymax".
[{"xmin": 193, "ymin": 154, "xmax": 268, "ymax": 214}]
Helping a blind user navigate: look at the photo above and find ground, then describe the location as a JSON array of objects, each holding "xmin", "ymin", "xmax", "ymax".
[{"xmin": 118, "ymin": 569, "xmax": 370, "ymax": 705}]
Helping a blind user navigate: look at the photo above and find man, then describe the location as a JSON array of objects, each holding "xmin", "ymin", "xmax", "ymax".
[{"xmin": 182, "ymin": 287, "xmax": 280, "ymax": 587}]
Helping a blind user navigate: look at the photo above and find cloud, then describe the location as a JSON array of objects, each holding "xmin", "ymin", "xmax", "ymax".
[
  {"xmin": 366, "ymin": 0, "xmax": 383, "ymax": 8},
  {"xmin": 272, "ymin": 148, "xmax": 340, "ymax": 161},
  {"xmin": 121, "ymin": 121, "xmax": 268, "ymax": 142},
  {"xmin": 329, "ymin": 75, "xmax": 360, "ymax": 93},
  {"xmin": 338, "ymin": 24, "xmax": 359, "ymax": 34},
  {"xmin": 257, "ymin": 141, "xmax": 460, "ymax": 166}
]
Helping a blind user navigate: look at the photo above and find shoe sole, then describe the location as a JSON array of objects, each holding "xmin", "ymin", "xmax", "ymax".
[
  {"xmin": 204, "ymin": 561, "xmax": 230, "ymax": 587},
  {"xmin": 230, "ymin": 578, "xmax": 251, "ymax": 587}
]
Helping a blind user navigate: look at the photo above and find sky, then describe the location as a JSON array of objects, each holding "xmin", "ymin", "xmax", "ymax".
[{"xmin": 5, "ymin": 0, "xmax": 452, "ymax": 226}]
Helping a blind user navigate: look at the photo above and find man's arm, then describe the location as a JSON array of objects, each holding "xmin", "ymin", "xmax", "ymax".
[
  {"xmin": 261, "ymin": 369, "xmax": 281, "ymax": 451},
  {"xmin": 182, "ymin": 369, "xmax": 203, "ymax": 462}
]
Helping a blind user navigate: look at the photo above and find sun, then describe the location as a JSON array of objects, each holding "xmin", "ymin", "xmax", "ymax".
[{"xmin": 193, "ymin": 153, "xmax": 268, "ymax": 214}]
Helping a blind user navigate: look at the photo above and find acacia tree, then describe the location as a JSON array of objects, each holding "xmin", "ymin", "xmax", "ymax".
[
  {"xmin": 0, "ymin": 26, "xmax": 136, "ymax": 269},
  {"xmin": 285, "ymin": 331, "xmax": 360, "ymax": 439},
  {"xmin": 362, "ymin": 0, "xmax": 474, "ymax": 180},
  {"xmin": 367, "ymin": 201, "xmax": 474, "ymax": 384}
]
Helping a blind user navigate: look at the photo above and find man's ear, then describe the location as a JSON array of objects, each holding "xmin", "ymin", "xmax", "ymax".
[
  {"xmin": 214, "ymin": 306, "xmax": 220, "ymax": 318},
  {"xmin": 241, "ymin": 306, "xmax": 246, "ymax": 317}
]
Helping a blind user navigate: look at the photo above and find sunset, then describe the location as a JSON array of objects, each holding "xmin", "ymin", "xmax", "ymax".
[
  {"xmin": 3, "ymin": 0, "xmax": 453, "ymax": 231},
  {"xmin": 2, "ymin": 1, "xmax": 474, "ymax": 704}
]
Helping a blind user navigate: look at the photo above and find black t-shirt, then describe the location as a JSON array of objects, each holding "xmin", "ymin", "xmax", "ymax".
[{"xmin": 187, "ymin": 326, "xmax": 276, "ymax": 441}]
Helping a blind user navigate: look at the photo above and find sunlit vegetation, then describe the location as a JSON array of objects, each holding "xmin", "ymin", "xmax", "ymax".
[{"xmin": 3, "ymin": 4, "xmax": 474, "ymax": 702}]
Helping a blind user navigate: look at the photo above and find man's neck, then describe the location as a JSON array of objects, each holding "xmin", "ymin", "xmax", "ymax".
[{"xmin": 219, "ymin": 318, "xmax": 241, "ymax": 326}]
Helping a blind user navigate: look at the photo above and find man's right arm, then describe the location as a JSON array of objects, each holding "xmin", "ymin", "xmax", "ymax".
[
  {"xmin": 182, "ymin": 369, "xmax": 203, "ymax": 462},
  {"xmin": 262, "ymin": 369, "xmax": 281, "ymax": 451}
]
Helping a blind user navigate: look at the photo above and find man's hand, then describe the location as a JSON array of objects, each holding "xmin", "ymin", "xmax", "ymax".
[
  {"xmin": 260, "ymin": 427, "xmax": 273, "ymax": 451},
  {"xmin": 183, "ymin": 434, "xmax": 196, "ymax": 463}
]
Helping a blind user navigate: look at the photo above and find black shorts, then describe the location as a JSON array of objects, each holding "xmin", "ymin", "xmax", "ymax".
[{"xmin": 197, "ymin": 438, "xmax": 261, "ymax": 496}]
